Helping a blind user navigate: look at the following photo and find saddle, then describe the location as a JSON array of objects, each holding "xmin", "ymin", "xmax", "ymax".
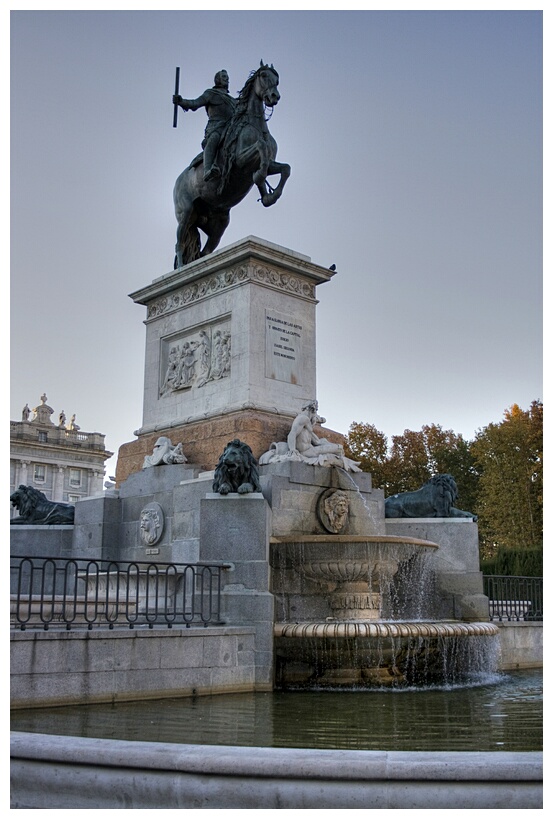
[{"xmin": 186, "ymin": 119, "xmax": 237, "ymax": 191}]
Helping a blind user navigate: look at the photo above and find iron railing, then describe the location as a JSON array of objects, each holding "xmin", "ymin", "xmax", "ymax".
[
  {"xmin": 484, "ymin": 575, "xmax": 543, "ymax": 622},
  {"xmin": 10, "ymin": 556, "xmax": 231, "ymax": 631}
]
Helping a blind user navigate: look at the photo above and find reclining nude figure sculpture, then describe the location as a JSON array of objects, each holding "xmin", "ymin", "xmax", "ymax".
[{"xmin": 259, "ymin": 401, "xmax": 361, "ymax": 472}]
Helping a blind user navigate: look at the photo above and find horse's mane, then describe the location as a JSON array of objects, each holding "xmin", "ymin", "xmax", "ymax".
[
  {"xmin": 235, "ymin": 70, "xmax": 258, "ymax": 115},
  {"xmin": 217, "ymin": 64, "xmax": 278, "ymax": 195},
  {"xmin": 236, "ymin": 64, "xmax": 279, "ymax": 114},
  {"xmin": 18, "ymin": 484, "xmax": 45, "ymax": 509}
]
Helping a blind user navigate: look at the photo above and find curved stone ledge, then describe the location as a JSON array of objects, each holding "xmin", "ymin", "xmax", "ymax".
[
  {"xmin": 270, "ymin": 534, "xmax": 439, "ymax": 548},
  {"xmin": 10, "ymin": 733, "xmax": 542, "ymax": 809},
  {"xmin": 274, "ymin": 621, "xmax": 500, "ymax": 639}
]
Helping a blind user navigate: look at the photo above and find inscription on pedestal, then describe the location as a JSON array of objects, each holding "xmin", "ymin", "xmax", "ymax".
[{"xmin": 265, "ymin": 309, "xmax": 302, "ymax": 385}]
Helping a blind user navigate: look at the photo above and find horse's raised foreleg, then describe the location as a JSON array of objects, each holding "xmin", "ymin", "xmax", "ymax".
[
  {"xmin": 234, "ymin": 140, "xmax": 274, "ymax": 204},
  {"xmin": 259, "ymin": 160, "xmax": 291, "ymax": 207}
]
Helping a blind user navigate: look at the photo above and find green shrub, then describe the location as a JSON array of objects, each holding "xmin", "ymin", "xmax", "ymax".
[{"xmin": 480, "ymin": 548, "xmax": 542, "ymax": 577}]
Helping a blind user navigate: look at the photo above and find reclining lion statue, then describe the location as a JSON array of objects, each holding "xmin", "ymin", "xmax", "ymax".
[
  {"xmin": 10, "ymin": 484, "xmax": 75, "ymax": 525},
  {"xmin": 385, "ymin": 474, "xmax": 476, "ymax": 520},
  {"xmin": 212, "ymin": 439, "xmax": 262, "ymax": 495}
]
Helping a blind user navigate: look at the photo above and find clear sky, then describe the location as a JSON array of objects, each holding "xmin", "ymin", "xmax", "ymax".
[{"xmin": 10, "ymin": 6, "xmax": 543, "ymax": 479}]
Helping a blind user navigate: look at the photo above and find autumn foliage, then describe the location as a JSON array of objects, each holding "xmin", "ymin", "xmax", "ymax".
[{"xmin": 344, "ymin": 401, "xmax": 543, "ymax": 564}]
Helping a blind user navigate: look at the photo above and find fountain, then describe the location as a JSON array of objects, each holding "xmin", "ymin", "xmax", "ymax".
[
  {"xmin": 11, "ymin": 239, "xmax": 502, "ymax": 704},
  {"xmin": 270, "ymin": 512, "xmax": 498, "ymax": 690},
  {"xmin": 9, "ymin": 51, "xmax": 540, "ymax": 804}
]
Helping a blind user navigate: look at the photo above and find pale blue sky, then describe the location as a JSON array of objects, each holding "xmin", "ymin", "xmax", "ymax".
[{"xmin": 10, "ymin": 8, "xmax": 542, "ymax": 477}]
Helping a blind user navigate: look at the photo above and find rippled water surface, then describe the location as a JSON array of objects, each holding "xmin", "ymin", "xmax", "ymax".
[{"xmin": 11, "ymin": 669, "xmax": 542, "ymax": 752}]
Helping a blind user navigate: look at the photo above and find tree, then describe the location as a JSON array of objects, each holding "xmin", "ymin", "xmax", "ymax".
[
  {"xmin": 345, "ymin": 421, "xmax": 478, "ymax": 512},
  {"xmin": 344, "ymin": 404, "xmax": 543, "ymax": 562},
  {"xmin": 471, "ymin": 401, "xmax": 543, "ymax": 557},
  {"xmin": 386, "ymin": 424, "xmax": 478, "ymax": 511},
  {"xmin": 344, "ymin": 422, "xmax": 389, "ymax": 489}
]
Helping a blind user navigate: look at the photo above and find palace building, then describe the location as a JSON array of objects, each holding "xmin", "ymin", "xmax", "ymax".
[{"xmin": 10, "ymin": 394, "xmax": 112, "ymax": 516}]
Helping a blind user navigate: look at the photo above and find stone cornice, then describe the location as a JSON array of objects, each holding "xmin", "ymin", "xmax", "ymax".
[{"xmin": 130, "ymin": 236, "xmax": 335, "ymax": 317}]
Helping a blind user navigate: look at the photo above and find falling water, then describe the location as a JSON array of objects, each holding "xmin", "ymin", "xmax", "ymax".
[{"xmin": 271, "ymin": 532, "xmax": 499, "ymax": 689}]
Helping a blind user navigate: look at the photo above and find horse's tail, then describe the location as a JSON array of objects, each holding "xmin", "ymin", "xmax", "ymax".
[{"xmin": 174, "ymin": 224, "xmax": 201, "ymax": 269}]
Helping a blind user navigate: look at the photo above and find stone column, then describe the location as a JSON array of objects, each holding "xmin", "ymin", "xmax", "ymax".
[
  {"xmin": 90, "ymin": 471, "xmax": 104, "ymax": 496},
  {"xmin": 18, "ymin": 460, "xmax": 29, "ymax": 486},
  {"xmin": 52, "ymin": 466, "xmax": 65, "ymax": 502}
]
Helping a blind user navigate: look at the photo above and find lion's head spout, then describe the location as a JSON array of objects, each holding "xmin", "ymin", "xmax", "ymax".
[{"xmin": 212, "ymin": 439, "xmax": 262, "ymax": 496}]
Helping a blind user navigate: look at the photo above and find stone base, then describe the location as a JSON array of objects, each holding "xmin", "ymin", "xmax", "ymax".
[
  {"xmin": 385, "ymin": 518, "xmax": 486, "ymax": 620},
  {"xmin": 274, "ymin": 622, "xmax": 500, "ymax": 689},
  {"xmin": 115, "ymin": 409, "xmax": 345, "ymax": 485}
]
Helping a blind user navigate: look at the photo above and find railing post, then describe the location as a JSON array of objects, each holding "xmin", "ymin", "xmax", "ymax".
[{"xmin": 11, "ymin": 556, "xmax": 229, "ymax": 631}]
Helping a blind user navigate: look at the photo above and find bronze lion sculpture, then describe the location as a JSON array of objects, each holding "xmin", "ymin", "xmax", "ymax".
[
  {"xmin": 212, "ymin": 439, "xmax": 262, "ymax": 495},
  {"xmin": 385, "ymin": 474, "xmax": 476, "ymax": 520},
  {"xmin": 10, "ymin": 484, "xmax": 75, "ymax": 525}
]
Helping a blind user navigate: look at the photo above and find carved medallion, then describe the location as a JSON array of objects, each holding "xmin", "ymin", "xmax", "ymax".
[
  {"xmin": 317, "ymin": 489, "xmax": 350, "ymax": 534},
  {"xmin": 139, "ymin": 502, "xmax": 165, "ymax": 546}
]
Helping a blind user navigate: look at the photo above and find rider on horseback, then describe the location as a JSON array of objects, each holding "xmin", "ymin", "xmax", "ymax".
[{"xmin": 173, "ymin": 69, "xmax": 237, "ymax": 183}]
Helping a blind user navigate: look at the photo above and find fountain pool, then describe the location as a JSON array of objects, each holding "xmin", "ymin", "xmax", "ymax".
[{"xmin": 10, "ymin": 669, "xmax": 542, "ymax": 753}]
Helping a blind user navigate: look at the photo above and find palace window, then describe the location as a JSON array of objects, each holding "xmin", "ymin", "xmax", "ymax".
[
  {"xmin": 69, "ymin": 468, "xmax": 82, "ymax": 487},
  {"xmin": 68, "ymin": 494, "xmax": 80, "ymax": 503},
  {"xmin": 38, "ymin": 431, "xmax": 48, "ymax": 443},
  {"xmin": 34, "ymin": 464, "xmax": 46, "ymax": 482}
]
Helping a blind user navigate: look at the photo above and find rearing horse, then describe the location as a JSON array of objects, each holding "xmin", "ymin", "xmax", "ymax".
[{"xmin": 173, "ymin": 63, "xmax": 291, "ymax": 268}]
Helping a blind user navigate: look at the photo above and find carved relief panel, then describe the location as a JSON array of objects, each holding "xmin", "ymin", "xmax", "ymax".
[{"xmin": 159, "ymin": 319, "xmax": 231, "ymax": 398}]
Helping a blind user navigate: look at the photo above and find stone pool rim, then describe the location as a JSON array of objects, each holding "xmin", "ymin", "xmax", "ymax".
[{"xmin": 10, "ymin": 732, "xmax": 542, "ymax": 809}]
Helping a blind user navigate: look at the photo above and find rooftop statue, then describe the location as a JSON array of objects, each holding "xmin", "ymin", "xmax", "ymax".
[
  {"xmin": 172, "ymin": 61, "xmax": 290, "ymax": 267},
  {"xmin": 385, "ymin": 474, "xmax": 477, "ymax": 520},
  {"xmin": 259, "ymin": 400, "xmax": 362, "ymax": 472}
]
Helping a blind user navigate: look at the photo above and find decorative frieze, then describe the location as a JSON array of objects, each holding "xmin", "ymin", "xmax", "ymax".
[{"xmin": 147, "ymin": 263, "xmax": 315, "ymax": 319}]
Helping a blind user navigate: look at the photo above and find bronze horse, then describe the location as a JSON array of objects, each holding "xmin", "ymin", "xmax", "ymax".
[{"xmin": 173, "ymin": 63, "xmax": 291, "ymax": 268}]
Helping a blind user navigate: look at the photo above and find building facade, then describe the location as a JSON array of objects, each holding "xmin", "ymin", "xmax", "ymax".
[{"xmin": 10, "ymin": 394, "xmax": 112, "ymax": 516}]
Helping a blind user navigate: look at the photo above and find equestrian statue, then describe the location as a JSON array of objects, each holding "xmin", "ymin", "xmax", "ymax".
[{"xmin": 172, "ymin": 61, "xmax": 291, "ymax": 268}]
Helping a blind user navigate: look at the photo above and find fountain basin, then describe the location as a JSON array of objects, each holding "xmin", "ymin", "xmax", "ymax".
[
  {"xmin": 270, "ymin": 534, "xmax": 439, "ymax": 622},
  {"xmin": 275, "ymin": 621, "xmax": 499, "ymax": 639},
  {"xmin": 274, "ymin": 620, "xmax": 500, "ymax": 688}
]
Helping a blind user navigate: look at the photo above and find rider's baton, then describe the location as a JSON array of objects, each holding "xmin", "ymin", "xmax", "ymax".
[{"xmin": 173, "ymin": 66, "xmax": 180, "ymax": 128}]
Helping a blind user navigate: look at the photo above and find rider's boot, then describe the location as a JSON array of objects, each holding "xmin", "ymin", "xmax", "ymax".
[
  {"xmin": 203, "ymin": 142, "xmax": 220, "ymax": 182},
  {"xmin": 204, "ymin": 165, "xmax": 221, "ymax": 182}
]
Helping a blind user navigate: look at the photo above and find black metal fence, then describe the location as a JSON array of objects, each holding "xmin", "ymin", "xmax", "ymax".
[
  {"xmin": 10, "ymin": 556, "xmax": 231, "ymax": 631},
  {"xmin": 484, "ymin": 575, "xmax": 543, "ymax": 622}
]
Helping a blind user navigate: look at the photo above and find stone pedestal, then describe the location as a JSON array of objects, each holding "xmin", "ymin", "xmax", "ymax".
[
  {"xmin": 116, "ymin": 236, "xmax": 334, "ymax": 483},
  {"xmin": 200, "ymin": 493, "xmax": 274, "ymax": 688},
  {"xmin": 385, "ymin": 518, "xmax": 488, "ymax": 620}
]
